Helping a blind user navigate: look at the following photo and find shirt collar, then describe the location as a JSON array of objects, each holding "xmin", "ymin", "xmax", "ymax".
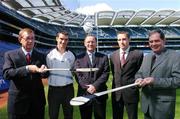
[
  {"xmin": 22, "ymin": 47, "xmax": 32, "ymax": 55},
  {"xmin": 56, "ymin": 47, "xmax": 68, "ymax": 52},
  {"xmin": 120, "ymin": 47, "xmax": 130, "ymax": 54},
  {"xmin": 87, "ymin": 51, "xmax": 95, "ymax": 55},
  {"xmin": 55, "ymin": 47, "xmax": 68, "ymax": 55}
]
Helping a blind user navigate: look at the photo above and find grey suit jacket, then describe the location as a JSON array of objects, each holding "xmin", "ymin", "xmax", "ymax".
[{"xmin": 135, "ymin": 49, "xmax": 180, "ymax": 118}]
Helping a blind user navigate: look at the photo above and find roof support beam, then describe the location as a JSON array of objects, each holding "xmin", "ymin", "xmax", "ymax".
[
  {"xmin": 53, "ymin": 0, "xmax": 62, "ymax": 6},
  {"xmin": 33, "ymin": 9, "xmax": 65, "ymax": 17},
  {"xmin": 170, "ymin": 18, "xmax": 180, "ymax": 25},
  {"xmin": 42, "ymin": 0, "xmax": 48, "ymax": 6},
  {"xmin": 125, "ymin": 11, "xmax": 136, "ymax": 25},
  {"xmin": 95, "ymin": 13, "xmax": 98, "ymax": 27},
  {"xmin": 155, "ymin": 11, "xmax": 176, "ymax": 25},
  {"xmin": 49, "ymin": 10, "xmax": 72, "ymax": 22},
  {"xmin": 64, "ymin": 14, "xmax": 81, "ymax": 25},
  {"xmin": 110, "ymin": 12, "xmax": 117, "ymax": 26},
  {"xmin": 18, "ymin": 5, "xmax": 63, "ymax": 11},
  {"xmin": 79, "ymin": 15, "xmax": 88, "ymax": 26},
  {"xmin": 25, "ymin": 0, "xmax": 34, "ymax": 7},
  {"xmin": 140, "ymin": 11, "xmax": 156, "ymax": 25}
]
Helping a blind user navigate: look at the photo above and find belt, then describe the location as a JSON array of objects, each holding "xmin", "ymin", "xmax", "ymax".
[{"xmin": 49, "ymin": 83, "xmax": 73, "ymax": 88}]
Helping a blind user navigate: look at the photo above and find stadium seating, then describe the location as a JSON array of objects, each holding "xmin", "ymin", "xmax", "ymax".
[
  {"xmin": 0, "ymin": 41, "xmax": 19, "ymax": 92},
  {"xmin": 1, "ymin": 4, "xmax": 180, "ymax": 54},
  {"xmin": 1, "ymin": 2, "xmax": 180, "ymax": 91}
]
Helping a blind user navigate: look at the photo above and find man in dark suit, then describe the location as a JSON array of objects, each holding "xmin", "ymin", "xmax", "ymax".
[
  {"xmin": 135, "ymin": 29, "xmax": 180, "ymax": 119},
  {"xmin": 74, "ymin": 35, "xmax": 109, "ymax": 119},
  {"xmin": 3, "ymin": 28, "xmax": 48, "ymax": 119},
  {"xmin": 110, "ymin": 31, "xmax": 143, "ymax": 119}
]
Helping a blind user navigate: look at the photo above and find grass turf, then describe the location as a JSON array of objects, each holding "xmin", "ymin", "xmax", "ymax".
[{"xmin": 1, "ymin": 76, "xmax": 180, "ymax": 119}]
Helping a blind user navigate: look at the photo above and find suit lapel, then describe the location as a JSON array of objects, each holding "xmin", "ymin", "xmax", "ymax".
[
  {"xmin": 85, "ymin": 53, "xmax": 92, "ymax": 67},
  {"xmin": 31, "ymin": 50, "xmax": 37, "ymax": 64},
  {"xmin": 18, "ymin": 48, "xmax": 27, "ymax": 64},
  {"xmin": 147, "ymin": 54, "xmax": 154, "ymax": 75},
  {"xmin": 151, "ymin": 50, "xmax": 168, "ymax": 71},
  {"xmin": 123, "ymin": 50, "xmax": 133, "ymax": 66},
  {"xmin": 92, "ymin": 52, "xmax": 98, "ymax": 67},
  {"xmin": 113, "ymin": 50, "xmax": 121, "ymax": 70}
]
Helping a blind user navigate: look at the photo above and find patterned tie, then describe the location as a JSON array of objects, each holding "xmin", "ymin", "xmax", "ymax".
[
  {"xmin": 26, "ymin": 53, "xmax": 31, "ymax": 64},
  {"xmin": 121, "ymin": 51, "xmax": 126, "ymax": 66}
]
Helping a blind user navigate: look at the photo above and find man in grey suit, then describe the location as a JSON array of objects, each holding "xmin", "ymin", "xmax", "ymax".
[{"xmin": 135, "ymin": 29, "xmax": 180, "ymax": 119}]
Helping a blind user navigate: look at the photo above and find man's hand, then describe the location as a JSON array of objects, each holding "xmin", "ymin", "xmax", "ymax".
[
  {"xmin": 27, "ymin": 64, "xmax": 47, "ymax": 73},
  {"xmin": 135, "ymin": 77, "xmax": 154, "ymax": 87},
  {"xmin": 27, "ymin": 65, "xmax": 39, "ymax": 73},
  {"xmin": 38, "ymin": 65, "xmax": 47, "ymax": 73},
  {"xmin": 86, "ymin": 84, "xmax": 96, "ymax": 94}
]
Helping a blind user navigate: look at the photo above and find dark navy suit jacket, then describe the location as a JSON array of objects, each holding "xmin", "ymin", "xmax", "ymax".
[
  {"xmin": 3, "ymin": 48, "xmax": 47, "ymax": 115},
  {"xmin": 74, "ymin": 52, "xmax": 109, "ymax": 101}
]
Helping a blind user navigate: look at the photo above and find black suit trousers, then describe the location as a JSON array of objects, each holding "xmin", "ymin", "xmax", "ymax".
[
  {"xmin": 8, "ymin": 94, "xmax": 45, "ymax": 119},
  {"xmin": 79, "ymin": 99, "xmax": 106, "ymax": 119},
  {"xmin": 112, "ymin": 96, "xmax": 138, "ymax": 119}
]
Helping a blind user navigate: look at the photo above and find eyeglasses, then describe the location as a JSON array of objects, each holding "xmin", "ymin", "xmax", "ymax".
[
  {"xmin": 21, "ymin": 36, "xmax": 35, "ymax": 41},
  {"xmin": 117, "ymin": 38, "xmax": 128, "ymax": 41}
]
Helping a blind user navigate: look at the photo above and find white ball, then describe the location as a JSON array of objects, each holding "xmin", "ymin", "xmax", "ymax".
[{"xmin": 83, "ymin": 22, "xmax": 94, "ymax": 33}]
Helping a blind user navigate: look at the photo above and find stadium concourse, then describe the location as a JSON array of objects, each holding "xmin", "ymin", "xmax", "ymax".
[{"xmin": 1, "ymin": 0, "xmax": 180, "ymax": 108}]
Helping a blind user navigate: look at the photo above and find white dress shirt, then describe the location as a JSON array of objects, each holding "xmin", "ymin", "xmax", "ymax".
[{"xmin": 22, "ymin": 47, "xmax": 32, "ymax": 56}]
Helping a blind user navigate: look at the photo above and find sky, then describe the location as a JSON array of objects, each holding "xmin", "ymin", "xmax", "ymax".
[{"xmin": 61, "ymin": 0, "xmax": 180, "ymax": 15}]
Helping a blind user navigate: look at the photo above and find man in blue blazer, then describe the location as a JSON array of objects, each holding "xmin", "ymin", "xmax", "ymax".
[
  {"xmin": 135, "ymin": 29, "xmax": 180, "ymax": 119},
  {"xmin": 74, "ymin": 35, "xmax": 109, "ymax": 119},
  {"xmin": 3, "ymin": 28, "xmax": 48, "ymax": 119}
]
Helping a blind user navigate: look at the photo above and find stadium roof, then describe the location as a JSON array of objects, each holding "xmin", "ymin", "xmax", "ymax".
[{"xmin": 1, "ymin": 0, "xmax": 180, "ymax": 27}]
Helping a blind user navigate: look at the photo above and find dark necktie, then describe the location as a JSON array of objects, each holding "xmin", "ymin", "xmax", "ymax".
[
  {"xmin": 26, "ymin": 53, "xmax": 31, "ymax": 64},
  {"xmin": 121, "ymin": 52, "xmax": 126, "ymax": 66}
]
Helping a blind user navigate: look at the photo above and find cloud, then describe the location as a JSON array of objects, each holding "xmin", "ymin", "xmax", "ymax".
[{"xmin": 75, "ymin": 3, "xmax": 113, "ymax": 15}]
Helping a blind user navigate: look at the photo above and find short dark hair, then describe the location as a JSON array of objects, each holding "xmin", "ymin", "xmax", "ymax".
[
  {"xmin": 56, "ymin": 31, "xmax": 69, "ymax": 37},
  {"xmin": 117, "ymin": 31, "xmax": 130, "ymax": 39},
  {"xmin": 84, "ymin": 34, "xmax": 97, "ymax": 41},
  {"xmin": 148, "ymin": 29, "xmax": 165, "ymax": 40}
]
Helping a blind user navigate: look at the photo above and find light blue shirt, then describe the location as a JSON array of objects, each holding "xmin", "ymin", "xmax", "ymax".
[{"xmin": 46, "ymin": 48, "xmax": 75, "ymax": 86}]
